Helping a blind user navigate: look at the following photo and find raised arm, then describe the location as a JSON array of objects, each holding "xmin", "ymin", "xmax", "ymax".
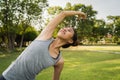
[{"xmin": 36, "ymin": 11, "xmax": 86, "ymax": 40}]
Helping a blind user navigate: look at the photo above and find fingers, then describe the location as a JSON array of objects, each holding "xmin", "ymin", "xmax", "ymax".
[
  {"xmin": 78, "ymin": 12, "xmax": 87, "ymax": 19},
  {"xmin": 81, "ymin": 13, "xmax": 87, "ymax": 19}
]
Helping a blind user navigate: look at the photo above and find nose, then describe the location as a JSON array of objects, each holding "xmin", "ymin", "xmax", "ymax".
[
  {"xmin": 64, "ymin": 28, "xmax": 67, "ymax": 31},
  {"xmin": 61, "ymin": 28, "xmax": 66, "ymax": 31}
]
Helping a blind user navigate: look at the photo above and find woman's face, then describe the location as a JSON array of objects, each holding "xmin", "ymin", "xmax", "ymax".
[{"xmin": 57, "ymin": 27, "xmax": 74, "ymax": 42}]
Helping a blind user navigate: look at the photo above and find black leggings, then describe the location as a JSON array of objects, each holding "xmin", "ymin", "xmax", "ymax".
[{"xmin": 0, "ymin": 75, "xmax": 6, "ymax": 80}]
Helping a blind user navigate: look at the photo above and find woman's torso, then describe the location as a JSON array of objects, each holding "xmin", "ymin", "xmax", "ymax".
[{"xmin": 2, "ymin": 38, "xmax": 61, "ymax": 80}]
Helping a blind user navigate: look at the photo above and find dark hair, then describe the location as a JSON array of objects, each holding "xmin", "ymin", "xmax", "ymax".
[{"xmin": 62, "ymin": 28, "xmax": 78, "ymax": 48}]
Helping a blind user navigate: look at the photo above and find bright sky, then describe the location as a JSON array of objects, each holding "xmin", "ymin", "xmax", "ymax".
[{"xmin": 48, "ymin": 0, "xmax": 120, "ymax": 21}]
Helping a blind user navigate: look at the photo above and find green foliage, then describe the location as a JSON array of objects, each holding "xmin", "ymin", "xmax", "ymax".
[
  {"xmin": 117, "ymin": 38, "xmax": 120, "ymax": 45},
  {"xmin": 15, "ymin": 25, "xmax": 38, "ymax": 44},
  {"xmin": 24, "ymin": 27, "xmax": 38, "ymax": 41},
  {"xmin": 64, "ymin": 2, "xmax": 72, "ymax": 10},
  {"xmin": 93, "ymin": 27, "xmax": 108, "ymax": 37},
  {"xmin": 107, "ymin": 16, "xmax": 120, "ymax": 43},
  {"xmin": 48, "ymin": 6, "xmax": 63, "ymax": 15},
  {"xmin": 115, "ymin": 18, "xmax": 120, "ymax": 37},
  {"xmin": 0, "ymin": 0, "xmax": 47, "ymax": 50}
]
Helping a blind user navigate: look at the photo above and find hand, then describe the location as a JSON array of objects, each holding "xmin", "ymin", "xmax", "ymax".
[
  {"xmin": 78, "ymin": 12, "xmax": 87, "ymax": 19},
  {"xmin": 61, "ymin": 11, "xmax": 86, "ymax": 19}
]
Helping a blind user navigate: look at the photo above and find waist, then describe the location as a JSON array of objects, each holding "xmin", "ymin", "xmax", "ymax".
[{"xmin": 0, "ymin": 75, "xmax": 6, "ymax": 80}]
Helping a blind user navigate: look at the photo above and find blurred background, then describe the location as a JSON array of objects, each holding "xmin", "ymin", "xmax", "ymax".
[{"xmin": 0, "ymin": 0, "xmax": 120, "ymax": 51}]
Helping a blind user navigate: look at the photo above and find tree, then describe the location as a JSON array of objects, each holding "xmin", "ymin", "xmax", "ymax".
[
  {"xmin": 19, "ymin": 21, "xmax": 30, "ymax": 48},
  {"xmin": 15, "ymin": 25, "xmax": 38, "ymax": 47},
  {"xmin": 107, "ymin": 16, "xmax": 120, "ymax": 43},
  {"xmin": 93, "ymin": 20, "xmax": 106, "ymax": 37},
  {"xmin": 91, "ymin": 19, "xmax": 107, "ymax": 44},
  {"xmin": 0, "ymin": 0, "xmax": 47, "ymax": 51},
  {"xmin": 24, "ymin": 27, "xmax": 38, "ymax": 42},
  {"xmin": 115, "ymin": 18, "xmax": 120, "ymax": 37}
]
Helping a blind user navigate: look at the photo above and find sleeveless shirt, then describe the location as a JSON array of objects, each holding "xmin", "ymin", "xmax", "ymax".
[{"xmin": 2, "ymin": 38, "xmax": 61, "ymax": 80}]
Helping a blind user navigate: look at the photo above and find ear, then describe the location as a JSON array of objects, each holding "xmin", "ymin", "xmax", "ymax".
[{"xmin": 68, "ymin": 39, "xmax": 73, "ymax": 44}]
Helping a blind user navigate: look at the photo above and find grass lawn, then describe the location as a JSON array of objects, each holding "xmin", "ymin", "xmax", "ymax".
[{"xmin": 0, "ymin": 46, "xmax": 120, "ymax": 80}]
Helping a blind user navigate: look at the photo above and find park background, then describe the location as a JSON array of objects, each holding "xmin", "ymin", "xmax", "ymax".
[{"xmin": 0, "ymin": 0, "xmax": 120, "ymax": 80}]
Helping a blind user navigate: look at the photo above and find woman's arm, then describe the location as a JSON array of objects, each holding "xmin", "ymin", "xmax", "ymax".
[
  {"xmin": 36, "ymin": 11, "xmax": 86, "ymax": 40},
  {"xmin": 53, "ymin": 57, "xmax": 64, "ymax": 80}
]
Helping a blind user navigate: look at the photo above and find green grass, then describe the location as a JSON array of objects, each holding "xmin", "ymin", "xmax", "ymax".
[
  {"xmin": 0, "ymin": 51, "xmax": 21, "ymax": 74},
  {"xmin": 0, "ymin": 47, "xmax": 120, "ymax": 80}
]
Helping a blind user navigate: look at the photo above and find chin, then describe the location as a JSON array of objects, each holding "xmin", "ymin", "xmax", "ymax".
[{"xmin": 57, "ymin": 34, "xmax": 65, "ymax": 40}]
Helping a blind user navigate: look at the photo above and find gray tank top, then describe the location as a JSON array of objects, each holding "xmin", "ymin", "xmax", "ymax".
[{"xmin": 2, "ymin": 38, "xmax": 61, "ymax": 80}]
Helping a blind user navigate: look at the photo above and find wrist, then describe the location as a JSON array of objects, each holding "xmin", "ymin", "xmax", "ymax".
[{"xmin": 61, "ymin": 11, "xmax": 78, "ymax": 16}]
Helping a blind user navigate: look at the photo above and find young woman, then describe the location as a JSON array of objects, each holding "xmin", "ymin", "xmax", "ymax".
[{"xmin": 0, "ymin": 11, "xmax": 86, "ymax": 80}]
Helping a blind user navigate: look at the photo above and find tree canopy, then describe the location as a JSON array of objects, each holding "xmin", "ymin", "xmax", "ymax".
[{"xmin": 0, "ymin": 0, "xmax": 47, "ymax": 50}]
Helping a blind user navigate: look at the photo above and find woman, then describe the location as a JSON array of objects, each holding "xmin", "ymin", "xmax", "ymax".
[{"xmin": 0, "ymin": 11, "xmax": 86, "ymax": 80}]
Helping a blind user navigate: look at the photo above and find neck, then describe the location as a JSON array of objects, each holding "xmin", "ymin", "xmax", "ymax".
[{"xmin": 51, "ymin": 37, "xmax": 67, "ymax": 50}]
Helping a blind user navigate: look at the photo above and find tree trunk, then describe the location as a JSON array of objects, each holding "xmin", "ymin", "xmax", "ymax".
[
  {"xmin": 19, "ymin": 34, "xmax": 24, "ymax": 49},
  {"xmin": 8, "ymin": 34, "xmax": 16, "ymax": 51},
  {"xmin": 19, "ymin": 23, "xmax": 28, "ymax": 49},
  {"xmin": 8, "ymin": 34, "xmax": 13, "ymax": 50}
]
